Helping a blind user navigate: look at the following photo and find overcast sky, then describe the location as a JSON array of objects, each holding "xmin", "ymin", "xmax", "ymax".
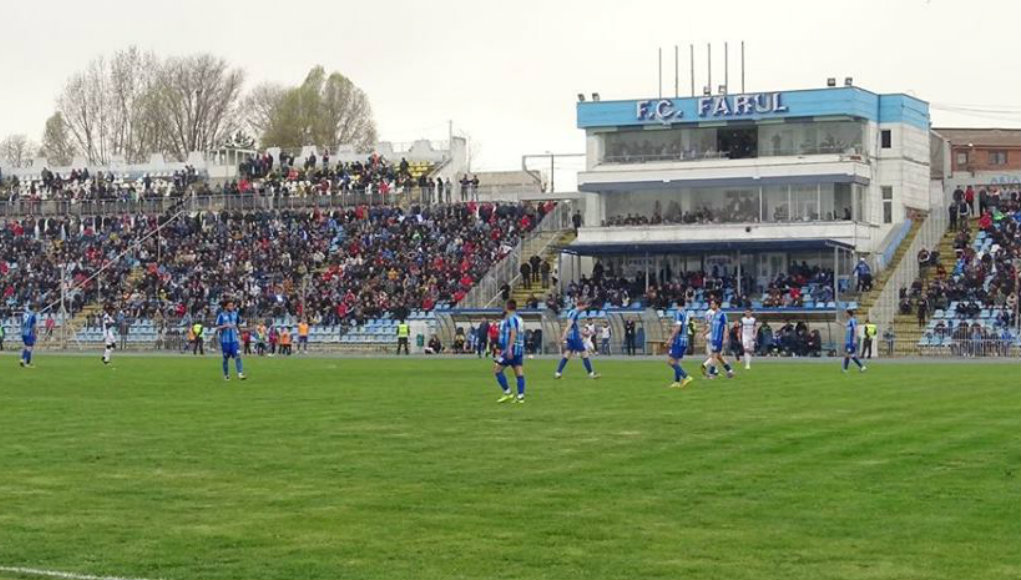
[{"xmin": 2, "ymin": 0, "xmax": 1019, "ymax": 173}]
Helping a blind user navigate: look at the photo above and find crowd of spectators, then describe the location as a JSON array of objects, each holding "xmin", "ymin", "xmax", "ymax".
[
  {"xmin": 2, "ymin": 200, "xmax": 551, "ymax": 334},
  {"xmin": 738, "ymin": 320, "xmax": 824, "ymax": 357},
  {"xmin": 603, "ymin": 198, "xmax": 758, "ymax": 227},
  {"xmin": 601, "ymin": 198, "xmax": 852, "ymax": 227},
  {"xmin": 1, "ymin": 150, "xmax": 481, "ymax": 207},
  {"xmin": 235, "ymin": 150, "xmax": 480, "ymax": 203},
  {"xmin": 1, "ymin": 212, "xmax": 149, "ymax": 323},
  {"xmin": 555, "ymin": 259, "xmax": 832, "ymax": 312},
  {"xmin": 1, "ymin": 166, "xmax": 201, "ymax": 203},
  {"xmin": 900, "ymin": 187, "xmax": 1020, "ymax": 330}
]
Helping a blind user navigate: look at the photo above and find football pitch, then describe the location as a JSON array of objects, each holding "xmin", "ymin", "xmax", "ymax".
[{"xmin": 1, "ymin": 355, "xmax": 1018, "ymax": 580}]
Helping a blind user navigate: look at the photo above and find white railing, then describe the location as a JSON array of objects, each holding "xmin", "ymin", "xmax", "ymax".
[
  {"xmin": 459, "ymin": 201, "xmax": 574, "ymax": 308},
  {"xmin": 868, "ymin": 209, "xmax": 948, "ymax": 331}
]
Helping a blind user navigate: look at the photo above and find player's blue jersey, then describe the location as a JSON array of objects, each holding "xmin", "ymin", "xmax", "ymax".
[
  {"xmin": 710, "ymin": 310, "xmax": 728, "ymax": 344},
  {"xmin": 217, "ymin": 310, "xmax": 241, "ymax": 344},
  {"xmin": 566, "ymin": 308, "xmax": 582, "ymax": 341},
  {"xmin": 673, "ymin": 310, "xmax": 692, "ymax": 349},
  {"xmin": 499, "ymin": 314, "xmax": 525, "ymax": 357},
  {"xmin": 845, "ymin": 317, "xmax": 858, "ymax": 348},
  {"xmin": 21, "ymin": 309, "xmax": 37, "ymax": 339}
]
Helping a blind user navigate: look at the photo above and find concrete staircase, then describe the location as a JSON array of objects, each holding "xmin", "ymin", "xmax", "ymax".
[
  {"xmin": 510, "ymin": 230, "xmax": 576, "ymax": 305},
  {"xmin": 887, "ymin": 224, "xmax": 961, "ymax": 355},
  {"xmin": 855, "ymin": 219, "xmax": 923, "ymax": 315}
]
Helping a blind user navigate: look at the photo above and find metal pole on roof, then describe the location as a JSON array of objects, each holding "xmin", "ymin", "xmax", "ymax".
[
  {"xmin": 724, "ymin": 42, "xmax": 729, "ymax": 93},
  {"xmin": 741, "ymin": 41, "xmax": 745, "ymax": 93},
  {"xmin": 689, "ymin": 44, "xmax": 695, "ymax": 97},
  {"xmin": 707, "ymin": 43, "xmax": 712, "ymax": 94},
  {"xmin": 658, "ymin": 47, "xmax": 663, "ymax": 99},
  {"xmin": 674, "ymin": 45, "xmax": 679, "ymax": 98}
]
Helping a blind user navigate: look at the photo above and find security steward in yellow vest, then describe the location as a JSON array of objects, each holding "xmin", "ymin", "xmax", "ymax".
[
  {"xmin": 861, "ymin": 318, "xmax": 878, "ymax": 359},
  {"xmin": 192, "ymin": 322, "xmax": 205, "ymax": 356},
  {"xmin": 396, "ymin": 321, "xmax": 411, "ymax": 355}
]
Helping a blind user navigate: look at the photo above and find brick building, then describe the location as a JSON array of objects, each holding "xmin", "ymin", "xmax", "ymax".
[{"xmin": 934, "ymin": 127, "xmax": 1021, "ymax": 174}]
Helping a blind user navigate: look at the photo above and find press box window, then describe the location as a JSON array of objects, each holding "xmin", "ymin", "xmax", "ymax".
[
  {"xmin": 880, "ymin": 130, "xmax": 891, "ymax": 149},
  {"xmin": 989, "ymin": 150, "xmax": 1007, "ymax": 165},
  {"xmin": 956, "ymin": 152, "xmax": 968, "ymax": 166},
  {"xmin": 881, "ymin": 186, "xmax": 893, "ymax": 224}
]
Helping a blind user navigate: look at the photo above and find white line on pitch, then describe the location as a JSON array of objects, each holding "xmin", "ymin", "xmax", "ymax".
[{"xmin": 0, "ymin": 566, "xmax": 161, "ymax": 580}]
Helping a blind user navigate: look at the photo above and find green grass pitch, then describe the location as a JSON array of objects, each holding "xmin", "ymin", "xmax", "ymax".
[{"xmin": 1, "ymin": 355, "xmax": 1019, "ymax": 580}]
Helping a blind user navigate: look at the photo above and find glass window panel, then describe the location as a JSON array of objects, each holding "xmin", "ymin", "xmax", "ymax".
[
  {"xmin": 600, "ymin": 182, "xmax": 859, "ymax": 226},
  {"xmin": 602, "ymin": 120, "xmax": 865, "ymax": 163},
  {"xmin": 791, "ymin": 185, "xmax": 819, "ymax": 222},
  {"xmin": 833, "ymin": 183, "xmax": 852, "ymax": 221},
  {"xmin": 763, "ymin": 186, "xmax": 789, "ymax": 223}
]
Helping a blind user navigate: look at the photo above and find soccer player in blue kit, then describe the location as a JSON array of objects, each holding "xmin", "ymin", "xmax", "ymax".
[
  {"xmin": 554, "ymin": 298, "xmax": 600, "ymax": 380},
  {"xmin": 216, "ymin": 299, "xmax": 247, "ymax": 381},
  {"xmin": 842, "ymin": 308, "xmax": 867, "ymax": 373},
  {"xmin": 701, "ymin": 298, "xmax": 735, "ymax": 379},
  {"xmin": 666, "ymin": 303, "xmax": 695, "ymax": 389},
  {"xmin": 494, "ymin": 299, "xmax": 526, "ymax": 404},
  {"xmin": 19, "ymin": 303, "xmax": 37, "ymax": 368}
]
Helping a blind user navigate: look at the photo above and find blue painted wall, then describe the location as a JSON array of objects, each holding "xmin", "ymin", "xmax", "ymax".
[{"xmin": 577, "ymin": 87, "xmax": 929, "ymax": 131}]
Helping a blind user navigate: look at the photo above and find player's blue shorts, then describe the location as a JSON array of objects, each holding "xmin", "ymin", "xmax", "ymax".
[
  {"xmin": 669, "ymin": 342, "xmax": 687, "ymax": 359},
  {"xmin": 22, "ymin": 334, "xmax": 35, "ymax": 347},
  {"xmin": 565, "ymin": 336, "xmax": 586, "ymax": 352},
  {"xmin": 845, "ymin": 344, "xmax": 856, "ymax": 355},
  {"xmin": 221, "ymin": 342, "xmax": 240, "ymax": 357},
  {"xmin": 498, "ymin": 353, "xmax": 524, "ymax": 367},
  {"xmin": 298, "ymin": 336, "xmax": 308, "ymax": 344},
  {"xmin": 711, "ymin": 339, "xmax": 724, "ymax": 354}
]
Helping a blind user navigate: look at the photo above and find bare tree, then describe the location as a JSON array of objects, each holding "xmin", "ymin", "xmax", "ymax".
[
  {"xmin": 40, "ymin": 113, "xmax": 77, "ymax": 166},
  {"xmin": 0, "ymin": 134, "xmax": 39, "ymax": 168},
  {"xmin": 242, "ymin": 82, "xmax": 287, "ymax": 139},
  {"xmin": 108, "ymin": 46, "xmax": 162, "ymax": 161},
  {"xmin": 155, "ymin": 53, "xmax": 245, "ymax": 161},
  {"xmin": 58, "ymin": 61, "xmax": 107, "ymax": 164},
  {"xmin": 56, "ymin": 47, "xmax": 245, "ymax": 164}
]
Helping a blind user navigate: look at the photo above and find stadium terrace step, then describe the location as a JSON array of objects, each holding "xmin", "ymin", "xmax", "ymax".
[
  {"xmin": 856, "ymin": 219, "xmax": 923, "ymax": 313},
  {"xmin": 887, "ymin": 219, "xmax": 970, "ymax": 355},
  {"xmin": 510, "ymin": 230, "xmax": 577, "ymax": 306}
]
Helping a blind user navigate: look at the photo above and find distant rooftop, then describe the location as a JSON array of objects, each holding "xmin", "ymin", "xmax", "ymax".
[{"xmin": 932, "ymin": 128, "xmax": 1021, "ymax": 148}]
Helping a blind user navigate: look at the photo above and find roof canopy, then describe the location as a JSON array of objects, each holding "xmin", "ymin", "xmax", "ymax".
[{"xmin": 563, "ymin": 238, "xmax": 854, "ymax": 256}]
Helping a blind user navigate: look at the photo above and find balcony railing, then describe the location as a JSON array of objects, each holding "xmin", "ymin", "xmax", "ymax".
[
  {"xmin": 0, "ymin": 191, "xmax": 448, "ymax": 218},
  {"xmin": 601, "ymin": 146, "xmax": 868, "ymax": 165}
]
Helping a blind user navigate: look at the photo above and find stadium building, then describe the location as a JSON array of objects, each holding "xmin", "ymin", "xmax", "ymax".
[{"xmin": 563, "ymin": 85, "xmax": 939, "ymax": 292}]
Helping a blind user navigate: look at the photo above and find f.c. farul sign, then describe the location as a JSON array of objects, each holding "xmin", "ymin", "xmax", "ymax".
[
  {"xmin": 634, "ymin": 92, "xmax": 790, "ymax": 124},
  {"xmin": 697, "ymin": 92, "xmax": 789, "ymax": 117}
]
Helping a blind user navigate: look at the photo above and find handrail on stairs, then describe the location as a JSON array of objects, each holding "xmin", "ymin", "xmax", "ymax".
[
  {"xmin": 459, "ymin": 200, "xmax": 575, "ymax": 309},
  {"xmin": 867, "ymin": 208, "xmax": 948, "ymax": 334}
]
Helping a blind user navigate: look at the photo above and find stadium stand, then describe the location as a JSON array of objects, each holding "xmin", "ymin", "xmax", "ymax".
[
  {"xmin": 0, "ymin": 199, "xmax": 553, "ymax": 349},
  {"xmin": 893, "ymin": 187, "xmax": 1020, "ymax": 356}
]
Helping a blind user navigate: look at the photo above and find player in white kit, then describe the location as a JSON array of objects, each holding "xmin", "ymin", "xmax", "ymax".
[
  {"xmin": 701, "ymin": 302, "xmax": 718, "ymax": 378},
  {"xmin": 102, "ymin": 307, "xmax": 117, "ymax": 365},
  {"xmin": 740, "ymin": 309, "xmax": 758, "ymax": 369}
]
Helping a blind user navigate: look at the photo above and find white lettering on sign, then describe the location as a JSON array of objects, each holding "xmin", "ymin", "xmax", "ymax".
[
  {"xmin": 698, "ymin": 92, "xmax": 789, "ymax": 118},
  {"xmin": 635, "ymin": 99, "xmax": 683, "ymax": 123}
]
